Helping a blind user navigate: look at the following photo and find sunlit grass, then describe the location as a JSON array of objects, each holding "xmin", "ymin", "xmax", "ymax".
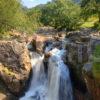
[
  {"xmin": 2, "ymin": 67, "xmax": 15, "ymax": 76},
  {"xmin": 81, "ymin": 16, "xmax": 99, "ymax": 28},
  {"xmin": 0, "ymin": 64, "xmax": 16, "ymax": 76}
]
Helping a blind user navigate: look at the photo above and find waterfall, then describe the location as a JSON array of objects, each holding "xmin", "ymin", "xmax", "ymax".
[
  {"xmin": 20, "ymin": 52, "xmax": 47, "ymax": 100},
  {"xmin": 48, "ymin": 48, "xmax": 73, "ymax": 100},
  {"xmin": 20, "ymin": 48, "xmax": 73, "ymax": 100}
]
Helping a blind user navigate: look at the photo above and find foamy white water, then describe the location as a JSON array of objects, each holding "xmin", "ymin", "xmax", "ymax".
[
  {"xmin": 20, "ymin": 52, "xmax": 47, "ymax": 100},
  {"xmin": 48, "ymin": 48, "xmax": 73, "ymax": 100},
  {"xmin": 20, "ymin": 48, "xmax": 73, "ymax": 100}
]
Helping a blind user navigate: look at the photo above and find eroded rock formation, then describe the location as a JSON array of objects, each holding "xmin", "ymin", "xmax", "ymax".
[
  {"xmin": 0, "ymin": 40, "xmax": 31, "ymax": 98},
  {"xmin": 65, "ymin": 31, "xmax": 100, "ymax": 100}
]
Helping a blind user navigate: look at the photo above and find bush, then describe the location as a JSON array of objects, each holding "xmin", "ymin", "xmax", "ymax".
[
  {"xmin": 0, "ymin": 0, "xmax": 34, "ymax": 35},
  {"xmin": 94, "ymin": 22, "xmax": 100, "ymax": 30}
]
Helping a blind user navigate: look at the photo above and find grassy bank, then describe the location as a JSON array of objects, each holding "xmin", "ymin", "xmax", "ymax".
[{"xmin": 93, "ymin": 45, "xmax": 100, "ymax": 79}]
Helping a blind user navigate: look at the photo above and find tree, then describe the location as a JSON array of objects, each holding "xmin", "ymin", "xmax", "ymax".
[
  {"xmin": 26, "ymin": 5, "xmax": 43, "ymax": 31},
  {"xmin": 0, "ymin": 0, "xmax": 33, "ymax": 33},
  {"xmin": 0, "ymin": 0, "xmax": 19, "ymax": 32},
  {"xmin": 41, "ymin": 0, "xmax": 81, "ymax": 30},
  {"xmin": 81, "ymin": 0, "xmax": 100, "ymax": 22}
]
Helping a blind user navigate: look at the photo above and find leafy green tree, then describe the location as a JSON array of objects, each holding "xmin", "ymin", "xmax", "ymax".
[
  {"xmin": 81, "ymin": 0, "xmax": 100, "ymax": 22},
  {"xmin": 0, "ymin": 0, "xmax": 19, "ymax": 32},
  {"xmin": 41, "ymin": 0, "xmax": 81, "ymax": 30},
  {"xmin": 26, "ymin": 6, "xmax": 42, "ymax": 31},
  {"xmin": 0, "ymin": 0, "xmax": 33, "ymax": 34}
]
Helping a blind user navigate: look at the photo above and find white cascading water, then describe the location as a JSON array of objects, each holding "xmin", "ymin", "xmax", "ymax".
[
  {"xmin": 48, "ymin": 48, "xmax": 73, "ymax": 100},
  {"xmin": 20, "ymin": 47, "xmax": 73, "ymax": 100},
  {"xmin": 20, "ymin": 52, "xmax": 47, "ymax": 100}
]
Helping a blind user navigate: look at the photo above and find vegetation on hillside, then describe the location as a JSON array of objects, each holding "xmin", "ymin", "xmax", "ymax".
[
  {"xmin": 81, "ymin": 0, "xmax": 100, "ymax": 29},
  {"xmin": 0, "ymin": 0, "xmax": 100, "ymax": 36},
  {"xmin": 40, "ymin": 0, "xmax": 81, "ymax": 30},
  {"xmin": 0, "ymin": 0, "xmax": 33, "ymax": 35}
]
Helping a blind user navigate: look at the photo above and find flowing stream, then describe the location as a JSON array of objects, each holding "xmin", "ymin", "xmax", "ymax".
[{"xmin": 20, "ymin": 46, "xmax": 73, "ymax": 100}]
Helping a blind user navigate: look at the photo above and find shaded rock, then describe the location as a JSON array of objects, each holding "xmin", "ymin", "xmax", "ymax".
[
  {"xmin": 0, "ymin": 93, "xmax": 18, "ymax": 100},
  {"xmin": 37, "ymin": 27, "xmax": 57, "ymax": 35},
  {"xmin": 74, "ymin": 89, "xmax": 88, "ymax": 100},
  {"xmin": 5, "ymin": 93, "xmax": 18, "ymax": 100},
  {"xmin": 65, "ymin": 32, "xmax": 94, "ymax": 100},
  {"xmin": 66, "ymin": 31, "xmax": 91, "ymax": 43},
  {"xmin": 0, "ymin": 40, "xmax": 31, "ymax": 96},
  {"xmin": 66, "ymin": 30, "xmax": 100, "ymax": 100},
  {"xmin": 53, "ymin": 36, "xmax": 60, "ymax": 41},
  {"xmin": 83, "ymin": 75, "xmax": 100, "ymax": 100},
  {"xmin": 52, "ymin": 41, "xmax": 62, "ymax": 49},
  {"xmin": 83, "ymin": 62, "xmax": 92, "ymax": 72},
  {"xmin": 44, "ymin": 52, "xmax": 52, "ymax": 59},
  {"xmin": 66, "ymin": 42, "xmax": 91, "ymax": 65}
]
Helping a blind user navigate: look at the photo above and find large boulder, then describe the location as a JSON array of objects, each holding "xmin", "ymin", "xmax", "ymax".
[
  {"xmin": 0, "ymin": 40, "xmax": 31, "ymax": 96},
  {"xmin": 28, "ymin": 35, "xmax": 53, "ymax": 53}
]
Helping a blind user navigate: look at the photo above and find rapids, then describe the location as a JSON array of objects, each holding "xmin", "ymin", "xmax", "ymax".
[{"xmin": 20, "ymin": 47, "xmax": 73, "ymax": 100}]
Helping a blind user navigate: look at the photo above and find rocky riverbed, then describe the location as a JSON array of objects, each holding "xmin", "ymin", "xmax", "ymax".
[{"xmin": 0, "ymin": 28, "xmax": 100, "ymax": 100}]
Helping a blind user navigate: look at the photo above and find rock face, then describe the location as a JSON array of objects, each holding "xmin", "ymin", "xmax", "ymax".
[
  {"xmin": 65, "ymin": 31, "xmax": 100, "ymax": 100},
  {"xmin": 66, "ymin": 31, "xmax": 91, "ymax": 65},
  {"xmin": 28, "ymin": 35, "xmax": 53, "ymax": 53},
  {"xmin": 32, "ymin": 35, "xmax": 46, "ymax": 53},
  {"xmin": 0, "ymin": 40, "xmax": 31, "ymax": 96},
  {"xmin": 83, "ymin": 74, "xmax": 100, "ymax": 100},
  {"xmin": 37, "ymin": 27, "xmax": 57, "ymax": 35}
]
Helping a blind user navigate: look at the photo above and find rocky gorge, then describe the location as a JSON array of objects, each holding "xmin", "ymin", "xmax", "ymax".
[{"xmin": 0, "ymin": 28, "xmax": 100, "ymax": 100}]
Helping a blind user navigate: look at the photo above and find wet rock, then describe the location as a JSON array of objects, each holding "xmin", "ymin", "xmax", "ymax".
[
  {"xmin": 53, "ymin": 41, "xmax": 62, "ymax": 49},
  {"xmin": 44, "ymin": 53, "xmax": 52, "ymax": 59},
  {"xmin": 30, "ymin": 35, "xmax": 53, "ymax": 54},
  {"xmin": 83, "ymin": 62, "xmax": 92, "ymax": 72},
  {"xmin": 53, "ymin": 36, "xmax": 60, "ymax": 41},
  {"xmin": 31, "ymin": 35, "xmax": 47, "ymax": 53},
  {"xmin": 0, "ymin": 40, "xmax": 31, "ymax": 96}
]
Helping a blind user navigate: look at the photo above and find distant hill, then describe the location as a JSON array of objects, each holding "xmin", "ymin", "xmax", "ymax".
[{"xmin": 73, "ymin": 0, "xmax": 81, "ymax": 3}]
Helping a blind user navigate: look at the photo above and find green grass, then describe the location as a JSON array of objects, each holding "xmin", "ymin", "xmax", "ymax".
[
  {"xmin": 93, "ymin": 62, "xmax": 100, "ymax": 78},
  {"xmin": 93, "ymin": 45, "xmax": 100, "ymax": 57},
  {"xmin": 0, "ymin": 31, "xmax": 12, "ymax": 39},
  {"xmin": 93, "ymin": 45, "xmax": 100, "ymax": 79},
  {"xmin": 81, "ymin": 16, "xmax": 99, "ymax": 28}
]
